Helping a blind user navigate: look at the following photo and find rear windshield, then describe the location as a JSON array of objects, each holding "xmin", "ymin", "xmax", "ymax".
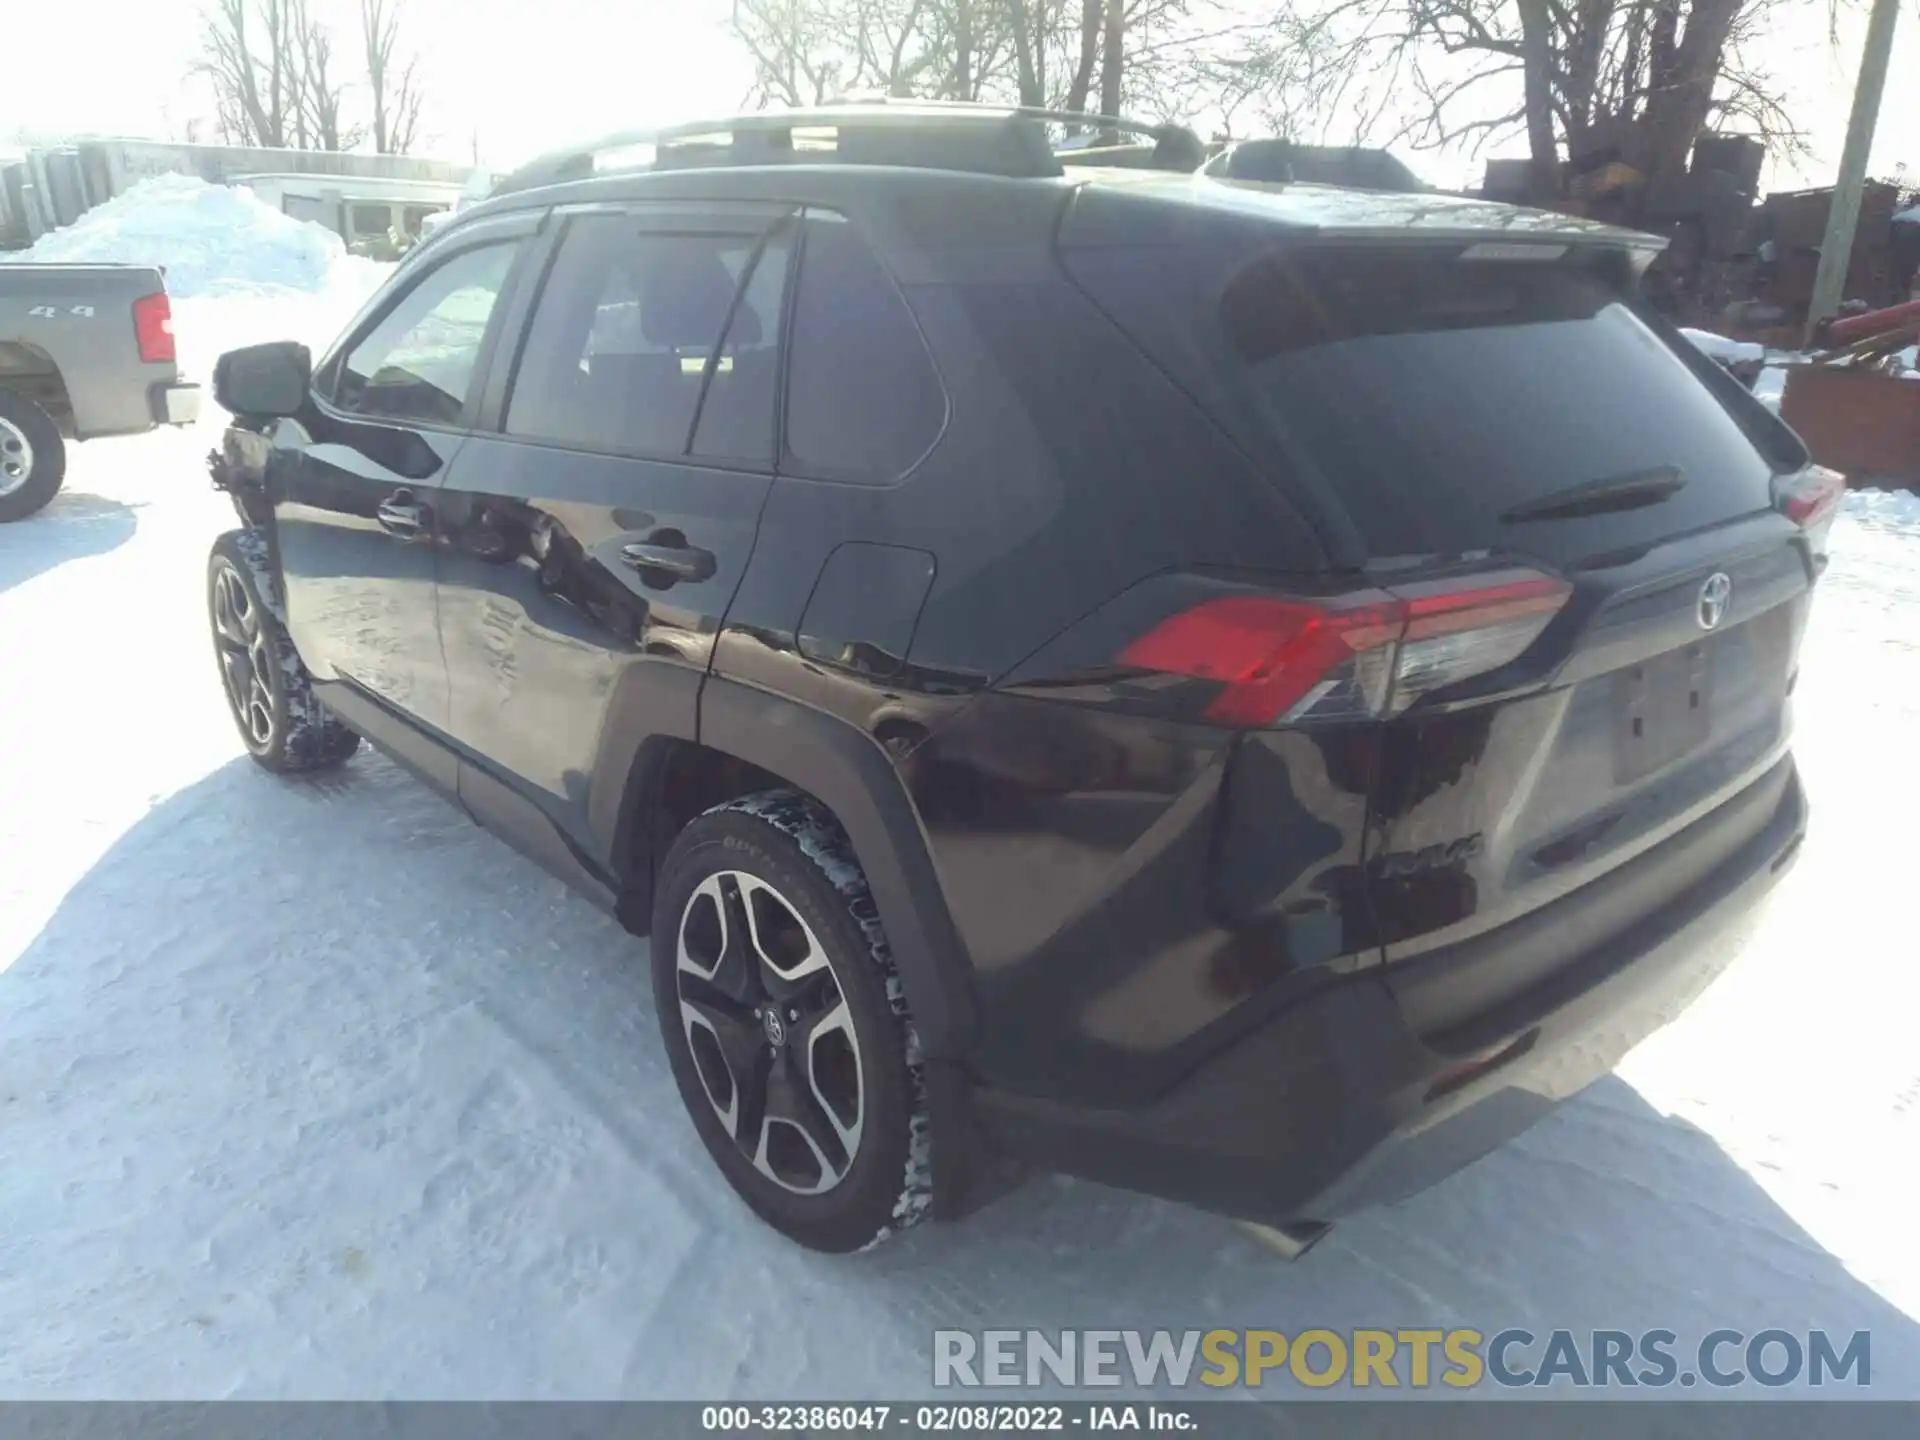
[{"xmin": 1220, "ymin": 249, "xmax": 1777, "ymax": 558}]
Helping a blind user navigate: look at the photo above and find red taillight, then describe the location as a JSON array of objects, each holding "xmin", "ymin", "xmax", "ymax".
[
  {"xmin": 1119, "ymin": 592, "xmax": 1402, "ymax": 727},
  {"xmin": 1117, "ymin": 569, "xmax": 1572, "ymax": 728},
  {"xmin": 133, "ymin": 292, "xmax": 175, "ymax": 364},
  {"xmin": 1773, "ymin": 465, "xmax": 1845, "ymax": 530}
]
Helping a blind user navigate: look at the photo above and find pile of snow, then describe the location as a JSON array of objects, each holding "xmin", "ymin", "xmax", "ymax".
[
  {"xmin": 1681, "ymin": 327, "xmax": 1766, "ymax": 365},
  {"xmin": 1753, "ymin": 364, "xmax": 1791, "ymax": 413},
  {"xmin": 1, "ymin": 173, "xmax": 393, "ymax": 387},
  {"xmin": 3, "ymin": 174, "xmax": 380, "ymax": 299},
  {"xmin": 1840, "ymin": 485, "xmax": 1920, "ymax": 531}
]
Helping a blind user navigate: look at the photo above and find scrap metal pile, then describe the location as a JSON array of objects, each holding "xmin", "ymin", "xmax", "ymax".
[{"xmin": 1782, "ymin": 296, "xmax": 1920, "ymax": 484}]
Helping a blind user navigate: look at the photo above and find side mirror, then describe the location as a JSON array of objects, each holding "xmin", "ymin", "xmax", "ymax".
[{"xmin": 213, "ymin": 341, "xmax": 312, "ymax": 419}]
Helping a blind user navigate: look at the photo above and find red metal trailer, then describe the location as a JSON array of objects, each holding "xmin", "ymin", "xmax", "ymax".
[{"xmin": 1780, "ymin": 298, "xmax": 1920, "ymax": 484}]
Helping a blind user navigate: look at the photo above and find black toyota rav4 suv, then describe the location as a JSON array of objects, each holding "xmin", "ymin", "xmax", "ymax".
[{"xmin": 204, "ymin": 104, "xmax": 1837, "ymax": 1254}]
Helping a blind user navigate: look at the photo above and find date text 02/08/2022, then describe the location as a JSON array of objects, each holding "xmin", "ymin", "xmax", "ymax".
[{"xmin": 700, "ymin": 1404, "xmax": 1195, "ymax": 1431}]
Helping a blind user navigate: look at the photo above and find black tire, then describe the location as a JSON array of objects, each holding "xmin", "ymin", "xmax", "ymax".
[
  {"xmin": 0, "ymin": 389, "xmax": 67, "ymax": 523},
  {"xmin": 207, "ymin": 529, "xmax": 362, "ymax": 774},
  {"xmin": 651, "ymin": 792, "xmax": 933, "ymax": 1252}
]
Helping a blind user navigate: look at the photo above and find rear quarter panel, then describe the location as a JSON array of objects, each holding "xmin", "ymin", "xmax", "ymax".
[
  {"xmin": 715, "ymin": 248, "xmax": 1355, "ymax": 1104},
  {"xmin": 0, "ymin": 265, "xmax": 180, "ymax": 437}
]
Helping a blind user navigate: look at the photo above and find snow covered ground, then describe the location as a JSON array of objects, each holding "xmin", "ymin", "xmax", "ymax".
[{"xmin": 1, "ymin": 200, "xmax": 1918, "ymax": 1400}]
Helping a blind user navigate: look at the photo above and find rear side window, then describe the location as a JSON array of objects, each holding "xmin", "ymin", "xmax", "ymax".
[
  {"xmin": 507, "ymin": 215, "xmax": 786, "ymax": 463},
  {"xmin": 1219, "ymin": 249, "xmax": 1777, "ymax": 558},
  {"xmin": 333, "ymin": 241, "xmax": 517, "ymax": 426},
  {"xmin": 784, "ymin": 215, "xmax": 945, "ymax": 482},
  {"xmin": 692, "ymin": 227, "xmax": 792, "ymax": 464}
]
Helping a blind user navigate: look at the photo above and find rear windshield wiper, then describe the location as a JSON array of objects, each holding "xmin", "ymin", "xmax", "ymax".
[{"xmin": 1501, "ymin": 465, "xmax": 1686, "ymax": 523}]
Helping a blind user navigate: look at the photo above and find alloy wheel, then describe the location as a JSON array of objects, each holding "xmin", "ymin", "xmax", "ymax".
[
  {"xmin": 210, "ymin": 563, "xmax": 276, "ymax": 750},
  {"xmin": 676, "ymin": 870, "xmax": 865, "ymax": 1195}
]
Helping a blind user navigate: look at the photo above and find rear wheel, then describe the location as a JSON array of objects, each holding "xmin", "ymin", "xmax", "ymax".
[
  {"xmin": 651, "ymin": 793, "xmax": 932, "ymax": 1252},
  {"xmin": 208, "ymin": 530, "xmax": 361, "ymax": 773},
  {"xmin": 0, "ymin": 390, "xmax": 66, "ymax": 523}
]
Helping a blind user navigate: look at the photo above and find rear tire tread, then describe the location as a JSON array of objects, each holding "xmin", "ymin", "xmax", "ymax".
[
  {"xmin": 653, "ymin": 791, "xmax": 933, "ymax": 1251},
  {"xmin": 730, "ymin": 791, "xmax": 935, "ymax": 1249}
]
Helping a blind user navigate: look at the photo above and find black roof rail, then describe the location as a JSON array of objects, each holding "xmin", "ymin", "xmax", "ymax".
[
  {"xmin": 491, "ymin": 102, "xmax": 1205, "ymax": 197},
  {"xmin": 843, "ymin": 97, "xmax": 1209, "ymax": 170}
]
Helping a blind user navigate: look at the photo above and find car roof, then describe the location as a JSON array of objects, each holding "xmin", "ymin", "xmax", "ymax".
[
  {"xmin": 446, "ymin": 101, "xmax": 1663, "ymax": 269},
  {"xmin": 486, "ymin": 103, "xmax": 1204, "ymax": 195},
  {"xmin": 459, "ymin": 162, "xmax": 1662, "ymax": 258},
  {"xmin": 451, "ymin": 105, "xmax": 1664, "ymax": 258}
]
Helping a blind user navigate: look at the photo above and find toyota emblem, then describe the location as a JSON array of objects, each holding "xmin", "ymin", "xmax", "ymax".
[{"xmin": 1697, "ymin": 572, "xmax": 1733, "ymax": 630}]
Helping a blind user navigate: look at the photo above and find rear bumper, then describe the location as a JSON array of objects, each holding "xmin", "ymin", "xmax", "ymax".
[
  {"xmin": 150, "ymin": 381, "xmax": 202, "ymax": 427},
  {"xmin": 973, "ymin": 759, "xmax": 1806, "ymax": 1227}
]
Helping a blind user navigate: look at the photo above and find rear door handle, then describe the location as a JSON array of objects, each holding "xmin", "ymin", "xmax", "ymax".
[
  {"xmin": 621, "ymin": 542, "xmax": 716, "ymax": 583},
  {"xmin": 376, "ymin": 493, "xmax": 428, "ymax": 536}
]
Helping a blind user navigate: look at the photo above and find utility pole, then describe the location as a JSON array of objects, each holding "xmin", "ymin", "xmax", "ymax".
[{"xmin": 1803, "ymin": 0, "xmax": 1904, "ymax": 346}]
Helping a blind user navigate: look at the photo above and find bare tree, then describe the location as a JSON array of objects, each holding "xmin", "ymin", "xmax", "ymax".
[
  {"xmin": 1007, "ymin": 0, "xmax": 1044, "ymax": 103},
  {"xmin": 952, "ymin": 0, "xmax": 977, "ymax": 95},
  {"xmin": 193, "ymin": 0, "xmax": 368, "ymax": 151},
  {"xmin": 1099, "ymin": 0, "xmax": 1125, "ymax": 116},
  {"xmin": 724, "ymin": 0, "xmax": 1230, "ymax": 125},
  {"xmin": 1231, "ymin": 0, "xmax": 1803, "ymax": 194},
  {"xmin": 292, "ymin": 0, "xmax": 360, "ymax": 151},
  {"xmin": 1092, "ymin": 0, "xmax": 1255, "ymax": 120},
  {"xmin": 852, "ymin": 0, "xmax": 944, "ymax": 97},
  {"xmin": 194, "ymin": 0, "xmax": 298, "ymax": 148},
  {"xmin": 1063, "ymin": 0, "xmax": 1103, "ymax": 108},
  {"xmin": 732, "ymin": 0, "xmax": 858, "ymax": 105},
  {"xmin": 362, "ymin": 0, "xmax": 426, "ymax": 154}
]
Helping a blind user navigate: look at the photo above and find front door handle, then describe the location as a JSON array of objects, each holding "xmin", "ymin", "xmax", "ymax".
[
  {"xmin": 621, "ymin": 541, "xmax": 716, "ymax": 583},
  {"xmin": 376, "ymin": 492, "xmax": 428, "ymax": 537}
]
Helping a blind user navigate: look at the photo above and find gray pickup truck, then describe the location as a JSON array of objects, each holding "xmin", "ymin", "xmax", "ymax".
[{"xmin": 0, "ymin": 264, "xmax": 202, "ymax": 520}]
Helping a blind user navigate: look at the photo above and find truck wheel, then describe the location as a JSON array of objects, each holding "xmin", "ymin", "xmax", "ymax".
[
  {"xmin": 0, "ymin": 390, "xmax": 66, "ymax": 523},
  {"xmin": 208, "ymin": 530, "xmax": 361, "ymax": 773},
  {"xmin": 652, "ymin": 792, "xmax": 933, "ymax": 1252}
]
